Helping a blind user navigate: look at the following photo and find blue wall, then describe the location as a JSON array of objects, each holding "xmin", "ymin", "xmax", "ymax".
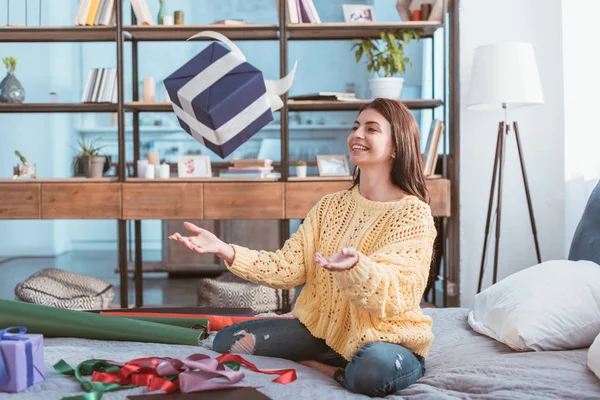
[{"xmin": 0, "ymin": 0, "xmax": 439, "ymax": 257}]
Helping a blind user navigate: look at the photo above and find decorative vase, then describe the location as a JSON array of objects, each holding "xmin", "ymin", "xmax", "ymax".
[
  {"xmin": 296, "ymin": 165, "xmax": 307, "ymax": 178},
  {"xmin": 0, "ymin": 72, "xmax": 25, "ymax": 103},
  {"xmin": 158, "ymin": 0, "xmax": 167, "ymax": 25},
  {"xmin": 369, "ymin": 77, "xmax": 404, "ymax": 100},
  {"xmin": 90, "ymin": 156, "xmax": 106, "ymax": 178},
  {"xmin": 13, "ymin": 163, "xmax": 36, "ymax": 179}
]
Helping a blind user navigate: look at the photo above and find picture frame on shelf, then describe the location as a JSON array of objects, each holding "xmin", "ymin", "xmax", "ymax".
[
  {"xmin": 342, "ymin": 4, "xmax": 375, "ymax": 23},
  {"xmin": 316, "ymin": 155, "xmax": 350, "ymax": 176},
  {"xmin": 177, "ymin": 155, "xmax": 212, "ymax": 178}
]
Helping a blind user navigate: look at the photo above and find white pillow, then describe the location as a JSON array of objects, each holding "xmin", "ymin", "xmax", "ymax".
[
  {"xmin": 589, "ymin": 333, "xmax": 600, "ymax": 379},
  {"xmin": 467, "ymin": 259, "xmax": 600, "ymax": 351}
]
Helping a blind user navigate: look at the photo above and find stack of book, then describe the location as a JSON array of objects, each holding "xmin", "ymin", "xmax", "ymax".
[
  {"xmin": 279, "ymin": 0, "xmax": 321, "ymax": 24},
  {"xmin": 220, "ymin": 159, "xmax": 280, "ymax": 179},
  {"xmin": 423, "ymin": 119, "xmax": 444, "ymax": 176},
  {"xmin": 75, "ymin": 0, "xmax": 116, "ymax": 26},
  {"xmin": 81, "ymin": 68, "xmax": 117, "ymax": 103}
]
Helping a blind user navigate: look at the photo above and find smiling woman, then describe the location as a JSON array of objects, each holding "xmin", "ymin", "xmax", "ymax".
[{"xmin": 169, "ymin": 98, "xmax": 437, "ymax": 397}]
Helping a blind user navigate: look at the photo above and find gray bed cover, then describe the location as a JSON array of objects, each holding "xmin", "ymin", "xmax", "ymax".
[{"xmin": 1, "ymin": 308, "xmax": 598, "ymax": 399}]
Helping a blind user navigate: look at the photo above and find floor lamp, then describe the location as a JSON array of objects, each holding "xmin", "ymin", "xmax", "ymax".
[{"xmin": 468, "ymin": 42, "xmax": 544, "ymax": 293}]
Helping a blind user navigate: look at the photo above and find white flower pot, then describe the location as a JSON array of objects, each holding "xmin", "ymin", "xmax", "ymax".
[
  {"xmin": 90, "ymin": 156, "xmax": 106, "ymax": 178},
  {"xmin": 296, "ymin": 165, "xmax": 307, "ymax": 178},
  {"xmin": 369, "ymin": 77, "xmax": 404, "ymax": 100}
]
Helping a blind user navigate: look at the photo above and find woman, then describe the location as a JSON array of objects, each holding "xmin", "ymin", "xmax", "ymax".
[{"xmin": 169, "ymin": 98, "xmax": 437, "ymax": 397}]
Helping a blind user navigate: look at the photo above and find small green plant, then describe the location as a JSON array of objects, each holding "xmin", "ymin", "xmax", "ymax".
[
  {"xmin": 15, "ymin": 150, "xmax": 27, "ymax": 164},
  {"xmin": 353, "ymin": 29, "xmax": 422, "ymax": 77},
  {"xmin": 71, "ymin": 137, "xmax": 105, "ymax": 170},
  {"xmin": 2, "ymin": 57, "xmax": 17, "ymax": 74},
  {"xmin": 296, "ymin": 160, "xmax": 306, "ymax": 166}
]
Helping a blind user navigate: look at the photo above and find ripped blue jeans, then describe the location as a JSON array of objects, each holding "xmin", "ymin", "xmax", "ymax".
[{"xmin": 212, "ymin": 318, "xmax": 425, "ymax": 397}]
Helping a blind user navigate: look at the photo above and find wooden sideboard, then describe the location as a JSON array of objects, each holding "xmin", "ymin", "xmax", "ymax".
[{"xmin": 0, "ymin": 178, "xmax": 451, "ymax": 220}]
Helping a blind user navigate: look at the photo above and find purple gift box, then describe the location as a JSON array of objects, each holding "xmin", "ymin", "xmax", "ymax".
[
  {"xmin": 164, "ymin": 31, "xmax": 296, "ymax": 159},
  {"xmin": 0, "ymin": 327, "xmax": 45, "ymax": 393}
]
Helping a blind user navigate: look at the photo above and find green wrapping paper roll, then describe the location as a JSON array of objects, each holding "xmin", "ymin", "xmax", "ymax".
[
  {"xmin": 116, "ymin": 316, "xmax": 210, "ymax": 338},
  {"xmin": 0, "ymin": 300, "xmax": 204, "ymax": 346}
]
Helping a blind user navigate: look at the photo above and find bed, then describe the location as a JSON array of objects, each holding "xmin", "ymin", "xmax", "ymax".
[{"xmin": 5, "ymin": 307, "xmax": 599, "ymax": 400}]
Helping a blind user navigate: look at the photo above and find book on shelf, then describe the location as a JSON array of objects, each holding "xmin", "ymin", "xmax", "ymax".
[
  {"xmin": 75, "ymin": 0, "xmax": 116, "ymax": 26},
  {"xmin": 82, "ymin": 67, "xmax": 117, "ymax": 103},
  {"xmin": 289, "ymin": 92, "xmax": 359, "ymax": 101},
  {"xmin": 277, "ymin": 0, "xmax": 321, "ymax": 24},
  {"xmin": 212, "ymin": 19, "xmax": 248, "ymax": 26},
  {"xmin": 423, "ymin": 119, "xmax": 444, "ymax": 176},
  {"xmin": 131, "ymin": 0, "xmax": 154, "ymax": 25}
]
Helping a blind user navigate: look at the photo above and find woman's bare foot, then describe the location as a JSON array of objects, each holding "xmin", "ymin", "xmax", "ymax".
[{"xmin": 298, "ymin": 360, "xmax": 342, "ymax": 378}]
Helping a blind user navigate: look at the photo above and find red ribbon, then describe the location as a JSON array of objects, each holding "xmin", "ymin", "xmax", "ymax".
[
  {"xmin": 216, "ymin": 354, "xmax": 297, "ymax": 384},
  {"xmin": 92, "ymin": 357, "xmax": 179, "ymax": 393},
  {"xmin": 91, "ymin": 353, "xmax": 297, "ymax": 394}
]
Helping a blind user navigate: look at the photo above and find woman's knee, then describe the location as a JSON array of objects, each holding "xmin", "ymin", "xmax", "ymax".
[
  {"xmin": 343, "ymin": 342, "xmax": 424, "ymax": 397},
  {"xmin": 213, "ymin": 325, "xmax": 259, "ymax": 355}
]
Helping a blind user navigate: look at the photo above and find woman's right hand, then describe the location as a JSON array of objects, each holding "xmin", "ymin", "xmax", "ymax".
[{"xmin": 168, "ymin": 222, "xmax": 235, "ymax": 264}]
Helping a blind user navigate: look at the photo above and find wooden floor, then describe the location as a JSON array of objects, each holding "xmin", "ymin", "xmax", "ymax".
[{"xmin": 0, "ymin": 250, "xmax": 209, "ymax": 306}]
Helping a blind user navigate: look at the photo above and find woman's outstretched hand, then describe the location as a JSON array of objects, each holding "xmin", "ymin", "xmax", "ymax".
[
  {"xmin": 314, "ymin": 247, "xmax": 358, "ymax": 272},
  {"xmin": 168, "ymin": 222, "xmax": 235, "ymax": 264}
]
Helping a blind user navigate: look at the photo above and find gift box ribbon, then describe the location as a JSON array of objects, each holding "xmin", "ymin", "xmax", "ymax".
[
  {"xmin": 55, "ymin": 353, "xmax": 296, "ymax": 400},
  {"xmin": 171, "ymin": 30, "xmax": 297, "ymax": 147},
  {"xmin": 0, "ymin": 326, "xmax": 35, "ymax": 388}
]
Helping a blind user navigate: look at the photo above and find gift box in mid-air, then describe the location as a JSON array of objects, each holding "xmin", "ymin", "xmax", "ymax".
[{"xmin": 164, "ymin": 31, "xmax": 297, "ymax": 158}]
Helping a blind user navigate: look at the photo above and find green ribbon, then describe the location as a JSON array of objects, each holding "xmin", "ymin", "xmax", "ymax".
[
  {"xmin": 54, "ymin": 359, "xmax": 136, "ymax": 400},
  {"xmin": 222, "ymin": 361, "xmax": 241, "ymax": 371}
]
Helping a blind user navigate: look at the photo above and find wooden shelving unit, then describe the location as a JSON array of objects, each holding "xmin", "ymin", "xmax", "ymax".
[
  {"xmin": 287, "ymin": 21, "xmax": 442, "ymax": 40},
  {"xmin": 0, "ymin": 103, "xmax": 118, "ymax": 113},
  {"xmin": 288, "ymin": 99, "xmax": 443, "ymax": 111},
  {"xmin": 0, "ymin": 26, "xmax": 117, "ymax": 42},
  {"xmin": 125, "ymin": 99, "xmax": 443, "ymax": 112},
  {"xmin": 0, "ymin": 0, "xmax": 459, "ymax": 308},
  {"xmin": 124, "ymin": 24, "xmax": 279, "ymax": 41}
]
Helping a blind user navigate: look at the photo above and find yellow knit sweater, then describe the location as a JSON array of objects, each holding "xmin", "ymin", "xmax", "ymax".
[{"xmin": 224, "ymin": 185, "xmax": 437, "ymax": 360}]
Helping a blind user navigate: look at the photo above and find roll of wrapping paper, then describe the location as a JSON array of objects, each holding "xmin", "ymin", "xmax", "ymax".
[
  {"xmin": 0, "ymin": 300, "xmax": 204, "ymax": 345},
  {"xmin": 115, "ymin": 316, "xmax": 210, "ymax": 338},
  {"xmin": 100, "ymin": 312, "xmax": 294, "ymax": 331}
]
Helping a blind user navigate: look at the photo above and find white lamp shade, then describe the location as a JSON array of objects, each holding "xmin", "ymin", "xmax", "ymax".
[{"xmin": 468, "ymin": 42, "xmax": 544, "ymax": 110}]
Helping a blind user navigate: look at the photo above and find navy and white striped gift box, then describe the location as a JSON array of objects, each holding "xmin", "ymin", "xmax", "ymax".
[{"xmin": 164, "ymin": 31, "xmax": 297, "ymax": 159}]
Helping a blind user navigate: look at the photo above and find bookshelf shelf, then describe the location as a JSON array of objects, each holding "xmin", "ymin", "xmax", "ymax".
[
  {"xmin": 0, "ymin": 178, "xmax": 118, "ymax": 184},
  {"xmin": 125, "ymin": 177, "xmax": 280, "ymax": 182},
  {"xmin": 0, "ymin": 103, "xmax": 118, "ymax": 113},
  {"xmin": 0, "ymin": 26, "xmax": 117, "ymax": 42},
  {"xmin": 287, "ymin": 21, "xmax": 443, "ymax": 40},
  {"xmin": 125, "ymin": 100, "xmax": 442, "ymax": 113},
  {"xmin": 288, "ymin": 99, "xmax": 443, "ymax": 111},
  {"xmin": 124, "ymin": 102, "xmax": 172, "ymax": 112},
  {"xmin": 123, "ymin": 24, "xmax": 279, "ymax": 41},
  {"xmin": 287, "ymin": 176, "xmax": 353, "ymax": 181}
]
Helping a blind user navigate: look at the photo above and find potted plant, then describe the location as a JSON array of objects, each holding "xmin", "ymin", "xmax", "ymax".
[
  {"xmin": 353, "ymin": 29, "xmax": 421, "ymax": 99},
  {"xmin": 0, "ymin": 57, "xmax": 25, "ymax": 103},
  {"xmin": 296, "ymin": 160, "xmax": 307, "ymax": 178},
  {"xmin": 13, "ymin": 150, "xmax": 36, "ymax": 179},
  {"xmin": 72, "ymin": 137, "xmax": 110, "ymax": 178}
]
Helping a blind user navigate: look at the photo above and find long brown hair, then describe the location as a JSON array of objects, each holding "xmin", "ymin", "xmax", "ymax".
[{"xmin": 351, "ymin": 98, "xmax": 430, "ymax": 204}]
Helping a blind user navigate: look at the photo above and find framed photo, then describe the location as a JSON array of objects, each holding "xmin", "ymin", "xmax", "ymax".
[
  {"xmin": 316, "ymin": 155, "xmax": 350, "ymax": 176},
  {"xmin": 177, "ymin": 156, "xmax": 212, "ymax": 178},
  {"xmin": 343, "ymin": 4, "xmax": 375, "ymax": 23}
]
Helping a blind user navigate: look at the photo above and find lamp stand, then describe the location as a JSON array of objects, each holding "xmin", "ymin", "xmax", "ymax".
[{"xmin": 477, "ymin": 120, "xmax": 542, "ymax": 293}]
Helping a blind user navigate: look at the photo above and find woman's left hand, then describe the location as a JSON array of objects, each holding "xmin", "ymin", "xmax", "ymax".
[{"xmin": 314, "ymin": 247, "xmax": 358, "ymax": 271}]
